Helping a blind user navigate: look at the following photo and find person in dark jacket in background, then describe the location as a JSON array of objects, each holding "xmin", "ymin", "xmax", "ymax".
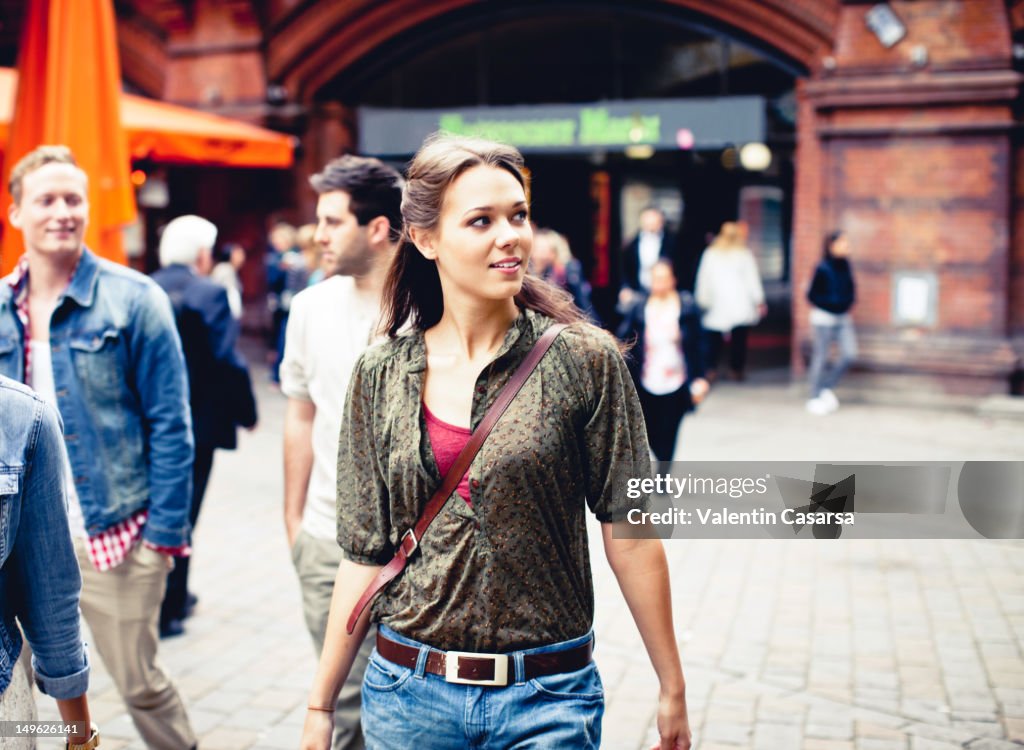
[
  {"xmin": 618, "ymin": 259, "xmax": 709, "ymax": 471},
  {"xmin": 618, "ymin": 206, "xmax": 679, "ymax": 311},
  {"xmin": 805, "ymin": 230, "xmax": 857, "ymax": 415},
  {"xmin": 152, "ymin": 215, "xmax": 258, "ymax": 637}
]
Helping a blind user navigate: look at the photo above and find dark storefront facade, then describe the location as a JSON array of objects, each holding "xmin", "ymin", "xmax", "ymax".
[{"xmin": 1, "ymin": 0, "xmax": 1015, "ymax": 394}]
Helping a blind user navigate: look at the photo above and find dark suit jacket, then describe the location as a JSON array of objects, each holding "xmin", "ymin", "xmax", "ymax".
[
  {"xmin": 620, "ymin": 231, "xmax": 679, "ymax": 294},
  {"xmin": 616, "ymin": 291, "xmax": 706, "ymax": 409},
  {"xmin": 151, "ymin": 264, "xmax": 257, "ymax": 450}
]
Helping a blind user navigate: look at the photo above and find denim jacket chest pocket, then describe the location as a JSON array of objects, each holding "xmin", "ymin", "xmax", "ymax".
[
  {"xmin": 0, "ymin": 466, "xmax": 22, "ymax": 567},
  {"xmin": 68, "ymin": 327, "xmax": 125, "ymax": 396}
]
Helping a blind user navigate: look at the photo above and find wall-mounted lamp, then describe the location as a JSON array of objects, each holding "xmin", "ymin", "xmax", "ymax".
[
  {"xmin": 739, "ymin": 143, "xmax": 772, "ymax": 171},
  {"xmin": 865, "ymin": 4, "xmax": 907, "ymax": 49}
]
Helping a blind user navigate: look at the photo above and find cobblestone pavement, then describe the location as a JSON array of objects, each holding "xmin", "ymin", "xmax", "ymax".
[{"xmin": 36, "ymin": 365, "xmax": 1024, "ymax": 750}]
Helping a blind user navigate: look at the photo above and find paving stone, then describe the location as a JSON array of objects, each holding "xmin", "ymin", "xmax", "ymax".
[
  {"xmin": 908, "ymin": 739, "xmax": 961, "ymax": 750},
  {"xmin": 964, "ymin": 740, "xmax": 1024, "ymax": 750},
  {"xmin": 803, "ymin": 740, "xmax": 855, "ymax": 750},
  {"xmin": 1003, "ymin": 717, "xmax": 1024, "ymax": 741},
  {"xmin": 702, "ymin": 722, "xmax": 753, "ymax": 745},
  {"xmin": 197, "ymin": 727, "xmax": 259, "ymax": 749},
  {"xmin": 855, "ymin": 740, "xmax": 906, "ymax": 750},
  {"xmin": 806, "ymin": 721, "xmax": 855, "ymax": 741},
  {"xmin": 855, "ymin": 721, "xmax": 906, "ymax": 738},
  {"xmin": 906, "ymin": 722, "xmax": 976, "ymax": 745},
  {"xmin": 753, "ymin": 723, "xmax": 802, "ymax": 749}
]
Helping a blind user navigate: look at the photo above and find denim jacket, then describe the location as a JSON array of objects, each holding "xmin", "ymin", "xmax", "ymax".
[
  {"xmin": 0, "ymin": 376, "xmax": 89, "ymax": 698},
  {"xmin": 0, "ymin": 248, "xmax": 193, "ymax": 548}
]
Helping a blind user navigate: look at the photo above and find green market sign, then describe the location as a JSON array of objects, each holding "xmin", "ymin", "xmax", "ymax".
[
  {"xmin": 438, "ymin": 108, "xmax": 660, "ymax": 148},
  {"xmin": 359, "ymin": 96, "xmax": 764, "ymax": 155}
]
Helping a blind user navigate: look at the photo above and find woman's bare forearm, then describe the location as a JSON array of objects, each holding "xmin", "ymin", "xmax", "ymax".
[{"xmin": 307, "ymin": 558, "xmax": 382, "ymax": 707}]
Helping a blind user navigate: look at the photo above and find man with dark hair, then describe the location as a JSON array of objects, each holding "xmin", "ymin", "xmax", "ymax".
[
  {"xmin": 280, "ymin": 154, "xmax": 403, "ymax": 750},
  {"xmin": 0, "ymin": 145, "xmax": 196, "ymax": 749},
  {"xmin": 619, "ymin": 205, "xmax": 679, "ymax": 308}
]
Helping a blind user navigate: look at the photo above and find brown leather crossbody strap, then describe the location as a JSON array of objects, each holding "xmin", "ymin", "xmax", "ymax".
[{"xmin": 346, "ymin": 323, "xmax": 568, "ymax": 634}]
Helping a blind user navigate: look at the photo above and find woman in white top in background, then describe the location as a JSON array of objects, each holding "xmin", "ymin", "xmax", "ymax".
[{"xmin": 694, "ymin": 221, "xmax": 766, "ymax": 382}]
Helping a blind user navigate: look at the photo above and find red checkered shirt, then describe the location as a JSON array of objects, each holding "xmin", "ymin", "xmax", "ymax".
[{"xmin": 6, "ymin": 257, "xmax": 190, "ymax": 570}]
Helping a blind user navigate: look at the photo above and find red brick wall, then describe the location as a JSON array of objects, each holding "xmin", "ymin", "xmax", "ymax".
[
  {"xmin": 791, "ymin": 82, "xmax": 823, "ymax": 374},
  {"xmin": 824, "ymin": 135, "xmax": 1010, "ymax": 338},
  {"xmin": 834, "ymin": 0, "xmax": 1010, "ymax": 71},
  {"xmin": 1012, "ymin": 145, "xmax": 1024, "ymax": 337}
]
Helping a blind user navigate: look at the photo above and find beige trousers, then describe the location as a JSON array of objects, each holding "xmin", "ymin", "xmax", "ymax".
[
  {"xmin": 75, "ymin": 541, "xmax": 196, "ymax": 750},
  {"xmin": 292, "ymin": 529, "xmax": 374, "ymax": 750}
]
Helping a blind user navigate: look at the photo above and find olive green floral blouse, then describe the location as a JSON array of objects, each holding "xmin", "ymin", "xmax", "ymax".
[{"xmin": 336, "ymin": 308, "xmax": 651, "ymax": 652}]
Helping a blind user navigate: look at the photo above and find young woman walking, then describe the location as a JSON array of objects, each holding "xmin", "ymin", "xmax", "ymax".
[{"xmin": 300, "ymin": 134, "xmax": 690, "ymax": 749}]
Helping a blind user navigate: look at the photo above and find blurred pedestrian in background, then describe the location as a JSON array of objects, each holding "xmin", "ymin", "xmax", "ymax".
[
  {"xmin": 265, "ymin": 221, "xmax": 304, "ymax": 383},
  {"xmin": 296, "ymin": 222, "xmax": 325, "ymax": 286},
  {"xmin": 694, "ymin": 220, "xmax": 766, "ymax": 382},
  {"xmin": 301, "ymin": 134, "xmax": 690, "ymax": 750},
  {"xmin": 281, "ymin": 155, "xmax": 403, "ymax": 750},
  {"xmin": 0, "ymin": 375, "xmax": 96, "ymax": 750},
  {"xmin": 618, "ymin": 259, "xmax": 709, "ymax": 473},
  {"xmin": 619, "ymin": 205, "xmax": 678, "ymax": 312},
  {"xmin": 210, "ymin": 241, "xmax": 246, "ymax": 319},
  {"xmin": 805, "ymin": 230, "xmax": 857, "ymax": 415},
  {"xmin": 0, "ymin": 145, "xmax": 196, "ymax": 749},
  {"xmin": 151, "ymin": 215, "xmax": 258, "ymax": 638},
  {"xmin": 531, "ymin": 227, "xmax": 598, "ymax": 322}
]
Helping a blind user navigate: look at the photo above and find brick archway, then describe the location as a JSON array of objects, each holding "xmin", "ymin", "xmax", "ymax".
[{"xmin": 267, "ymin": 0, "xmax": 837, "ymax": 102}]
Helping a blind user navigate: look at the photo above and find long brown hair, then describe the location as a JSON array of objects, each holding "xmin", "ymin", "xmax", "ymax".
[{"xmin": 381, "ymin": 133, "xmax": 588, "ymax": 337}]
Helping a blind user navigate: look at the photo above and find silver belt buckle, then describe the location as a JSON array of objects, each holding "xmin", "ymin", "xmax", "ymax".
[{"xmin": 444, "ymin": 650, "xmax": 510, "ymax": 687}]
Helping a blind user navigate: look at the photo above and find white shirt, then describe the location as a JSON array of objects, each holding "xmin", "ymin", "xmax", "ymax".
[
  {"xmin": 694, "ymin": 247, "xmax": 765, "ymax": 332},
  {"xmin": 28, "ymin": 340, "xmax": 87, "ymax": 539},
  {"xmin": 641, "ymin": 297, "xmax": 686, "ymax": 395},
  {"xmin": 280, "ymin": 276, "xmax": 383, "ymax": 540},
  {"xmin": 637, "ymin": 231, "xmax": 662, "ymax": 292}
]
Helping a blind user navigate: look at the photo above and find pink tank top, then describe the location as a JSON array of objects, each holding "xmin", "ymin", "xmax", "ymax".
[{"xmin": 423, "ymin": 402, "xmax": 473, "ymax": 505}]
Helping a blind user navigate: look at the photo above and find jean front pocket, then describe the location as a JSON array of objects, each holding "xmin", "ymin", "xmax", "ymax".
[
  {"xmin": 529, "ymin": 662, "xmax": 605, "ymax": 703},
  {"xmin": 363, "ymin": 651, "xmax": 414, "ymax": 693}
]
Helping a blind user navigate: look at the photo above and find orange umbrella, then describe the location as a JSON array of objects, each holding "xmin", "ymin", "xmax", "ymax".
[
  {"xmin": 0, "ymin": 69, "xmax": 295, "ymax": 169},
  {"xmin": 0, "ymin": 0, "xmax": 135, "ymax": 275},
  {"xmin": 121, "ymin": 94, "xmax": 295, "ymax": 168}
]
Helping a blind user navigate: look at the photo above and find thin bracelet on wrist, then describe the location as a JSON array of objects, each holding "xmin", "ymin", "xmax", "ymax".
[{"xmin": 307, "ymin": 705, "xmax": 333, "ymax": 713}]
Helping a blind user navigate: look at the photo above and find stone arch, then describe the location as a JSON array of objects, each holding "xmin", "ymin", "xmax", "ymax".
[{"xmin": 268, "ymin": 0, "xmax": 838, "ymax": 103}]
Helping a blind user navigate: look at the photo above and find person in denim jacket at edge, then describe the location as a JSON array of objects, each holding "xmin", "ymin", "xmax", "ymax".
[
  {"xmin": 0, "ymin": 376, "xmax": 95, "ymax": 749},
  {"xmin": 0, "ymin": 146, "xmax": 196, "ymax": 750}
]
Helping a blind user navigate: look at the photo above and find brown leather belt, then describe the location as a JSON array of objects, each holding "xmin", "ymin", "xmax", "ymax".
[{"xmin": 375, "ymin": 632, "xmax": 593, "ymax": 688}]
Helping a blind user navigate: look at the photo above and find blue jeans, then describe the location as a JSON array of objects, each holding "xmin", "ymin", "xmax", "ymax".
[
  {"xmin": 362, "ymin": 625, "xmax": 604, "ymax": 749},
  {"xmin": 808, "ymin": 316, "xmax": 858, "ymax": 397}
]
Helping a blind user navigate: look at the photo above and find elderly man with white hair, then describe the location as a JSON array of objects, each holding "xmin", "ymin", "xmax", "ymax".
[{"xmin": 151, "ymin": 215, "xmax": 258, "ymax": 638}]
